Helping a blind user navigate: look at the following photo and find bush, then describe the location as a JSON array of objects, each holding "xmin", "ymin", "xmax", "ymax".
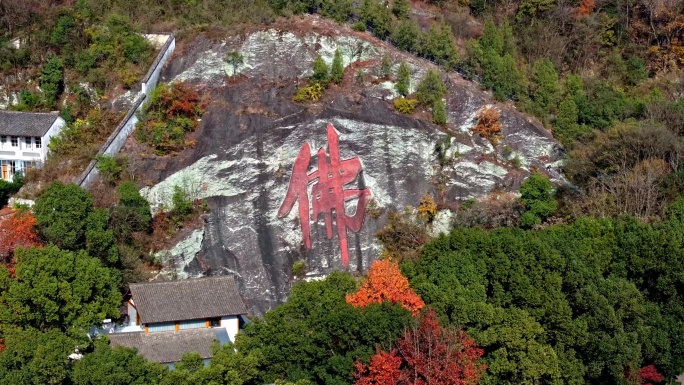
[
  {"xmin": 432, "ymin": 99, "xmax": 447, "ymax": 125},
  {"xmin": 416, "ymin": 69, "xmax": 446, "ymax": 106},
  {"xmin": 393, "ymin": 97, "xmax": 417, "ymax": 114},
  {"xmin": 472, "ymin": 107, "xmax": 503, "ymax": 144},
  {"xmin": 292, "ymin": 82, "xmax": 324, "ymax": 103},
  {"xmin": 380, "ymin": 55, "xmax": 392, "ymax": 78},
  {"xmin": 330, "ymin": 49, "xmax": 344, "ymax": 84},
  {"xmin": 310, "ymin": 56, "xmax": 330, "ymax": 87},
  {"xmin": 171, "ymin": 186, "xmax": 193, "ymax": 220},
  {"xmin": 40, "ymin": 57, "xmax": 64, "ymax": 107},
  {"xmin": 520, "ymin": 172, "xmax": 557, "ymax": 228},
  {"xmin": 292, "ymin": 260, "xmax": 306, "ymax": 277},
  {"xmin": 95, "ymin": 154, "xmax": 123, "ymax": 184},
  {"xmin": 395, "ymin": 61, "xmax": 410, "ymax": 97},
  {"xmin": 136, "ymin": 83, "xmax": 205, "ymax": 155}
]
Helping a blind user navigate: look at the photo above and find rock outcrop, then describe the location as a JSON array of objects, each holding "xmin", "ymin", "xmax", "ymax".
[{"xmin": 126, "ymin": 16, "xmax": 563, "ymax": 315}]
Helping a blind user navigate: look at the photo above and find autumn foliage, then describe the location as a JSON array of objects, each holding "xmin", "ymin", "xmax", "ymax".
[
  {"xmin": 639, "ymin": 365, "xmax": 664, "ymax": 385},
  {"xmin": 354, "ymin": 310, "xmax": 485, "ymax": 385},
  {"xmin": 346, "ymin": 259, "xmax": 425, "ymax": 315},
  {"xmin": 0, "ymin": 209, "xmax": 41, "ymax": 260},
  {"xmin": 577, "ymin": 0, "xmax": 595, "ymax": 16},
  {"xmin": 472, "ymin": 107, "xmax": 503, "ymax": 144}
]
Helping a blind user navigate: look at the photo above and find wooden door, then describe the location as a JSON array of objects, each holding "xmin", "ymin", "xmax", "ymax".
[{"xmin": 1, "ymin": 164, "xmax": 7, "ymax": 180}]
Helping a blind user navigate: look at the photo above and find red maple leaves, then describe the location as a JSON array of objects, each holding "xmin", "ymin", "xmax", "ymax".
[
  {"xmin": 0, "ymin": 208, "xmax": 42, "ymax": 271},
  {"xmin": 346, "ymin": 259, "xmax": 425, "ymax": 315},
  {"xmin": 639, "ymin": 365, "xmax": 664, "ymax": 385},
  {"xmin": 354, "ymin": 310, "xmax": 486, "ymax": 385}
]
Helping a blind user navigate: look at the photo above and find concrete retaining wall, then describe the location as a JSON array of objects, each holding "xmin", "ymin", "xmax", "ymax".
[{"xmin": 76, "ymin": 34, "xmax": 175, "ymax": 188}]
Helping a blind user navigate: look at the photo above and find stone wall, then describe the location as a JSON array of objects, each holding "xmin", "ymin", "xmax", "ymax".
[{"xmin": 76, "ymin": 34, "xmax": 176, "ymax": 188}]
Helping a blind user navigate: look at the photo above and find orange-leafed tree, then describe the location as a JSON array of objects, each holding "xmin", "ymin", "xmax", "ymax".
[
  {"xmin": 0, "ymin": 209, "xmax": 42, "ymax": 261},
  {"xmin": 346, "ymin": 259, "xmax": 425, "ymax": 315},
  {"xmin": 577, "ymin": 0, "xmax": 595, "ymax": 16},
  {"xmin": 354, "ymin": 310, "xmax": 486, "ymax": 385}
]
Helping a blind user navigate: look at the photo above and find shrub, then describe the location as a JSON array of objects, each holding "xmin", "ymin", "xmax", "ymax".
[
  {"xmin": 330, "ymin": 49, "xmax": 344, "ymax": 84},
  {"xmin": 417, "ymin": 193, "xmax": 438, "ymax": 223},
  {"xmin": 293, "ymin": 82, "xmax": 324, "ymax": 103},
  {"xmin": 95, "ymin": 154, "xmax": 123, "ymax": 184},
  {"xmin": 416, "ymin": 69, "xmax": 447, "ymax": 106},
  {"xmin": 310, "ymin": 56, "xmax": 330, "ymax": 87},
  {"xmin": 395, "ymin": 61, "xmax": 410, "ymax": 97},
  {"xmin": 393, "ymin": 97, "xmax": 418, "ymax": 114},
  {"xmin": 380, "ymin": 55, "xmax": 392, "ymax": 78},
  {"xmin": 520, "ymin": 173, "xmax": 557, "ymax": 228},
  {"xmin": 171, "ymin": 186, "xmax": 193, "ymax": 220},
  {"xmin": 432, "ymin": 99, "xmax": 447, "ymax": 125},
  {"xmin": 473, "ymin": 107, "xmax": 503, "ymax": 144},
  {"xmin": 292, "ymin": 260, "xmax": 306, "ymax": 277},
  {"xmin": 136, "ymin": 83, "xmax": 205, "ymax": 155}
]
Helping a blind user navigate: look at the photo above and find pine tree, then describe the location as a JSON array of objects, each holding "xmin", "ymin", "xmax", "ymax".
[
  {"xmin": 310, "ymin": 55, "xmax": 330, "ymax": 87},
  {"xmin": 493, "ymin": 54, "xmax": 523, "ymax": 101},
  {"xmin": 416, "ymin": 69, "xmax": 447, "ymax": 106},
  {"xmin": 554, "ymin": 96, "xmax": 582, "ymax": 143},
  {"xmin": 530, "ymin": 58, "xmax": 561, "ymax": 115},
  {"xmin": 396, "ymin": 61, "xmax": 411, "ymax": 97},
  {"xmin": 380, "ymin": 55, "xmax": 392, "ymax": 78},
  {"xmin": 433, "ymin": 99, "xmax": 447, "ymax": 125},
  {"xmin": 330, "ymin": 49, "xmax": 344, "ymax": 84}
]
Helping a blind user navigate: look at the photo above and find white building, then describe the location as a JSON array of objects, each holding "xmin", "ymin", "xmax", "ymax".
[
  {"xmin": 109, "ymin": 276, "xmax": 247, "ymax": 367},
  {"xmin": 0, "ymin": 111, "xmax": 65, "ymax": 181}
]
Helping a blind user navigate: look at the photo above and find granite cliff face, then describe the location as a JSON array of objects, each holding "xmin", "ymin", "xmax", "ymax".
[{"xmin": 125, "ymin": 16, "xmax": 563, "ymax": 315}]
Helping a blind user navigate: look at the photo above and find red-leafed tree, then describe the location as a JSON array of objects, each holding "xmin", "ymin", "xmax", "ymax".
[
  {"xmin": 354, "ymin": 349, "xmax": 403, "ymax": 385},
  {"xmin": 346, "ymin": 259, "xmax": 425, "ymax": 315},
  {"xmin": 577, "ymin": 0, "xmax": 595, "ymax": 16},
  {"xmin": 639, "ymin": 365, "xmax": 664, "ymax": 385},
  {"xmin": 355, "ymin": 310, "xmax": 486, "ymax": 385},
  {"xmin": 0, "ymin": 209, "xmax": 42, "ymax": 261}
]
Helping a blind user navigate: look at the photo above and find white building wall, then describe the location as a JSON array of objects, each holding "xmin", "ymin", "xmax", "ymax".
[
  {"xmin": 220, "ymin": 316, "xmax": 239, "ymax": 342},
  {"xmin": 42, "ymin": 117, "xmax": 66, "ymax": 160}
]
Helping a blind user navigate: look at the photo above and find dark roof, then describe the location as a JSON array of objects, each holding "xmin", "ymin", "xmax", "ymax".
[
  {"xmin": 0, "ymin": 111, "xmax": 62, "ymax": 137},
  {"xmin": 109, "ymin": 328, "xmax": 219, "ymax": 363},
  {"xmin": 130, "ymin": 276, "xmax": 247, "ymax": 324}
]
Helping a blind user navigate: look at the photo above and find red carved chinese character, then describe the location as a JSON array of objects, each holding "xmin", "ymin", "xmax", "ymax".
[{"xmin": 277, "ymin": 123, "xmax": 371, "ymax": 266}]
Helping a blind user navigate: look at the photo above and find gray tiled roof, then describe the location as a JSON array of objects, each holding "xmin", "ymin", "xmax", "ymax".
[
  {"xmin": 130, "ymin": 276, "xmax": 247, "ymax": 324},
  {"xmin": 0, "ymin": 111, "xmax": 61, "ymax": 136},
  {"xmin": 109, "ymin": 328, "xmax": 218, "ymax": 363}
]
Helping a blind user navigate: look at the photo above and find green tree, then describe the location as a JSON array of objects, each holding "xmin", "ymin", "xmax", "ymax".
[
  {"xmin": 224, "ymin": 51, "xmax": 244, "ymax": 77},
  {"xmin": 519, "ymin": 172, "xmax": 557, "ymax": 228},
  {"xmin": 0, "ymin": 327, "xmax": 78, "ymax": 385},
  {"xmin": 433, "ymin": 99, "xmax": 447, "ymax": 125},
  {"xmin": 392, "ymin": 19, "xmax": 420, "ymax": 53},
  {"xmin": 95, "ymin": 154, "xmax": 122, "ymax": 184},
  {"xmin": 0, "ymin": 246, "xmax": 121, "ymax": 331},
  {"xmin": 34, "ymin": 181, "xmax": 94, "ymax": 250},
  {"xmin": 416, "ymin": 69, "xmax": 447, "ymax": 106},
  {"xmin": 110, "ymin": 182, "xmax": 152, "ymax": 243},
  {"xmin": 396, "ymin": 61, "xmax": 411, "ymax": 97},
  {"xmin": 492, "ymin": 54, "xmax": 523, "ymax": 101},
  {"xmin": 239, "ymin": 272, "xmax": 412, "ymax": 384},
  {"xmin": 71, "ymin": 337, "xmax": 167, "ymax": 385},
  {"xmin": 529, "ymin": 58, "xmax": 561, "ymax": 117},
  {"xmin": 41, "ymin": 57, "xmax": 64, "ymax": 107},
  {"xmin": 85, "ymin": 208, "xmax": 119, "ymax": 266},
  {"xmin": 380, "ymin": 55, "xmax": 392, "ymax": 78},
  {"xmin": 310, "ymin": 55, "xmax": 329, "ymax": 87},
  {"xmin": 321, "ymin": 0, "xmax": 352, "ymax": 23},
  {"xmin": 391, "ymin": 0, "xmax": 410, "ymax": 19},
  {"xmin": 420, "ymin": 23, "xmax": 459, "ymax": 70},
  {"xmin": 553, "ymin": 96, "xmax": 583, "ymax": 143},
  {"xmin": 330, "ymin": 49, "xmax": 344, "ymax": 85},
  {"xmin": 171, "ymin": 186, "xmax": 193, "ymax": 220}
]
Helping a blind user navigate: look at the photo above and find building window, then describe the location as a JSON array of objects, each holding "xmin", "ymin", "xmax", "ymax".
[
  {"xmin": 10, "ymin": 137, "xmax": 18, "ymax": 147},
  {"xmin": 35, "ymin": 137, "xmax": 41, "ymax": 149},
  {"xmin": 0, "ymin": 136, "xmax": 5, "ymax": 145},
  {"xmin": 25, "ymin": 137, "xmax": 31, "ymax": 148},
  {"xmin": 209, "ymin": 318, "xmax": 221, "ymax": 327}
]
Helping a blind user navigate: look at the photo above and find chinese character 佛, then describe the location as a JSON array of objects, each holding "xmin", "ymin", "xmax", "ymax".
[{"xmin": 277, "ymin": 123, "xmax": 371, "ymax": 266}]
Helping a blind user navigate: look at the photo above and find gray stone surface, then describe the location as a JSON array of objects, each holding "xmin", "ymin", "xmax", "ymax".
[{"xmin": 131, "ymin": 18, "xmax": 564, "ymax": 316}]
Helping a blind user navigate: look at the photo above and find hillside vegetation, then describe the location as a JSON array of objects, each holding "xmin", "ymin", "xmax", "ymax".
[{"xmin": 1, "ymin": 0, "xmax": 684, "ymax": 384}]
